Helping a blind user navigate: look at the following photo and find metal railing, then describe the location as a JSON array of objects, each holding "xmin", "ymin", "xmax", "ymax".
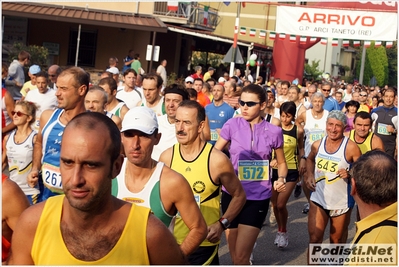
[{"xmin": 154, "ymin": 2, "xmax": 220, "ymax": 31}]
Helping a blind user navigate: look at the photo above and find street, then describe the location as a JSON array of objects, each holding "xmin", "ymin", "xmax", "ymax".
[{"xmin": 218, "ymin": 192, "xmax": 358, "ymax": 265}]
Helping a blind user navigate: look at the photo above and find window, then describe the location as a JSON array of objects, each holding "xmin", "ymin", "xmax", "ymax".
[{"xmin": 67, "ymin": 28, "xmax": 97, "ymax": 67}]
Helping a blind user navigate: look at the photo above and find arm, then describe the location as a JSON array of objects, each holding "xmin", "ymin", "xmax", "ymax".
[
  {"xmin": 7, "ymin": 203, "xmax": 44, "ymax": 265},
  {"xmin": 159, "ymin": 147, "xmax": 173, "ymax": 167},
  {"xmin": 273, "ymin": 147, "xmax": 288, "ymax": 192},
  {"xmin": 214, "ymin": 136, "xmax": 229, "ymax": 152},
  {"xmin": 295, "ymin": 111, "xmax": 305, "ymax": 126},
  {"xmin": 297, "ymin": 125, "xmax": 306, "ymax": 175},
  {"xmin": 305, "ymin": 141, "xmax": 320, "ymax": 192},
  {"xmin": 111, "ymin": 116, "xmax": 122, "ymax": 130},
  {"xmin": 271, "ymin": 117, "xmax": 281, "ymax": 127},
  {"xmin": 119, "ymin": 104, "xmax": 129, "ymax": 121},
  {"xmin": 2, "ymin": 179, "xmax": 30, "ymax": 232},
  {"xmin": 336, "ymin": 140, "xmax": 361, "ymax": 179},
  {"xmin": 2, "ymin": 90, "xmax": 16, "ymax": 135},
  {"xmin": 297, "ymin": 105, "xmax": 307, "ymax": 117},
  {"xmin": 2, "ymin": 135, "xmax": 9, "ymax": 171},
  {"xmin": 27, "ymin": 110, "xmax": 52, "ymax": 188},
  {"xmin": 162, "ymin": 168, "xmax": 207, "ymax": 256},
  {"xmin": 207, "ymin": 150, "xmax": 246, "ymax": 243},
  {"xmin": 201, "ymin": 116, "xmax": 211, "ymax": 141},
  {"xmin": 146, "ymin": 214, "xmax": 187, "ymax": 264}
]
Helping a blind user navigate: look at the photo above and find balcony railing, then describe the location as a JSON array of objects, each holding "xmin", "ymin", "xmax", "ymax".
[{"xmin": 154, "ymin": 2, "xmax": 220, "ymax": 31}]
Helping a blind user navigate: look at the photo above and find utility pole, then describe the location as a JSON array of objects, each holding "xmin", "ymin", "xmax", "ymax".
[{"xmin": 229, "ymin": 3, "xmax": 241, "ymax": 77}]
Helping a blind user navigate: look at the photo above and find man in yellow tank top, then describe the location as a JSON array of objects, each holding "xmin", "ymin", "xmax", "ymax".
[
  {"xmin": 160, "ymin": 100, "xmax": 246, "ymax": 265},
  {"xmin": 344, "ymin": 111, "xmax": 384, "ymax": 154},
  {"xmin": 7, "ymin": 112, "xmax": 186, "ymax": 265}
]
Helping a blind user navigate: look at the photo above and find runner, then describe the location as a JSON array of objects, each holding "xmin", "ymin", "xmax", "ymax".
[{"xmin": 215, "ymin": 84, "xmax": 288, "ymax": 264}]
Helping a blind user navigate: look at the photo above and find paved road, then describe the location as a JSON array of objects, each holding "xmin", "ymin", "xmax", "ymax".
[{"xmin": 218, "ymin": 191, "xmax": 357, "ymax": 265}]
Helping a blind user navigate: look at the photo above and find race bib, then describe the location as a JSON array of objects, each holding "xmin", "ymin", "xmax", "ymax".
[
  {"xmin": 309, "ymin": 130, "xmax": 325, "ymax": 142},
  {"xmin": 42, "ymin": 162, "xmax": 63, "ymax": 193},
  {"xmin": 316, "ymin": 154, "xmax": 340, "ymax": 175},
  {"xmin": 210, "ymin": 130, "xmax": 219, "ymax": 141},
  {"xmin": 238, "ymin": 160, "xmax": 269, "ymax": 181},
  {"xmin": 377, "ymin": 123, "xmax": 392, "ymax": 135}
]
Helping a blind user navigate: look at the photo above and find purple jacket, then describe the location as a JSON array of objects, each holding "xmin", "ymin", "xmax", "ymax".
[{"xmin": 220, "ymin": 117, "xmax": 283, "ymax": 200}]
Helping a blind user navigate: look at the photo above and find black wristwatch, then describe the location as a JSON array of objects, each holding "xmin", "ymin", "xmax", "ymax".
[{"xmin": 218, "ymin": 217, "xmax": 230, "ymax": 230}]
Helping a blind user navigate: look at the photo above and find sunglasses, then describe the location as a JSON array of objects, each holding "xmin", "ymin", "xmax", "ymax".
[
  {"xmin": 322, "ymin": 89, "xmax": 331, "ymax": 92},
  {"xmin": 11, "ymin": 111, "xmax": 29, "ymax": 117},
  {"xmin": 239, "ymin": 100, "xmax": 260, "ymax": 107}
]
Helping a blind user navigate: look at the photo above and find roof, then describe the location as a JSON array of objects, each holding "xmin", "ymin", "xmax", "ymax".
[{"xmin": 2, "ymin": 2, "xmax": 167, "ymax": 33}]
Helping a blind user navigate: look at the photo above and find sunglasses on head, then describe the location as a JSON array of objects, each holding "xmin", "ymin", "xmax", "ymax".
[
  {"xmin": 239, "ymin": 100, "xmax": 260, "ymax": 107},
  {"xmin": 11, "ymin": 111, "xmax": 29, "ymax": 117}
]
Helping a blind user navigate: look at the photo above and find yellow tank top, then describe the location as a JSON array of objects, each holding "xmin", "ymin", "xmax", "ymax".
[
  {"xmin": 349, "ymin": 130, "xmax": 373, "ymax": 154},
  {"xmin": 171, "ymin": 143, "xmax": 221, "ymax": 247},
  {"xmin": 31, "ymin": 195, "xmax": 150, "ymax": 265}
]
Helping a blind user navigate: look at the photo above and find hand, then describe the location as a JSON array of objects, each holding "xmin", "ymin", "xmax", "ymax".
[
  {"xmin": 299, "ymin": 159, "xmax": 306, "ymax": 176},
  {"xmin": 270, "ymin": 159, "xmax": 278, "ymax": 168},
  {"xmin": 305, "ymin": 177, "xmax": 316, "ymax": 192},
  {"xmin": 273, "ymin": 181, "xmax": 286, "ymax": 192},
  {"xmin": 336, "ymin": 168, "xmax": 350, "ymax": 179},
  {"xmin": 206, "ymin": 222, "xmax": 224, "ymax": 244},
  {"xmin": 386, "ymin": 125, "xmax": 396, "ymax": 134},
  {"xmin": 27, "ymin": 169, "xmax": 39, "ymax": 188}
]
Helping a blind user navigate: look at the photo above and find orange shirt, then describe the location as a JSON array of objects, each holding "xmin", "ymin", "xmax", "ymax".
[{"xmin": 197, "ymin": 91, "xmax": 211, "ymax": 107}]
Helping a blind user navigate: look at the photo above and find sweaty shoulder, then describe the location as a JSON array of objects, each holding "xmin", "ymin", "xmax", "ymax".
[
  {"xmin": 40, "ymin": 109, "xmax": 57, "ymax": 124},
  {"xmin": 159, "ymin": 147, "xmax": 174, "ymax": 167},
  {"xmin": 209, "ymin": 146, "xmax": 231, "ymax": 171},
  {"xmin": 160, "ymin": 165, "xmax": 186, "ymax": 187}
]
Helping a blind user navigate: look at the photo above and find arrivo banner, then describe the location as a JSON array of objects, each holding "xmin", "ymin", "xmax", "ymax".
[{"xmin": 276, "ymin": 5, "xmax": 397, "ymax": 41}]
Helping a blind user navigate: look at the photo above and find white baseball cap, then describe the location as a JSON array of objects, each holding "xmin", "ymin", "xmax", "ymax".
[
  {"xmin": 106, "ymin": 67, "xmax": 119, "ymax": 75},
  {"xmin": 185, "ymin": 76, "xmax": 194, "ymax": 83},
  {"xmin": 121, "ymin": 106, "xmax": 158, "ymax": 134},
  {"xmin": 218, "ymin": 77, "xmax": 226, "ymax": 83}
]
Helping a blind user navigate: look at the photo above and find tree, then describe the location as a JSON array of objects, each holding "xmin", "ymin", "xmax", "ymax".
[
  {"xmin": 304, "ymin": 60, "xmax": 323, "ymax": 81},
  {"xmin": 386, "ymin": 42, "xmax": 397, "ymax": 87},
  {"xmin": 367, "ymin": 41, "xmax": 389, "ymax": 87},
  {"xmin": 355, "ymin": 49, "xmax": 373, "ymax": 86},
  {"xmin": 8, "ymin": 42, "xmax": 48, "ymax": 67}
]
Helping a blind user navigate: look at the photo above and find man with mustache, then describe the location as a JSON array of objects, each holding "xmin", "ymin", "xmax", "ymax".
[
  {"xmin": 160, "ymin": 100, "xmax": 246, "ymax": 265},
  {"xmin": 27, "ymin": 67, "xmax": 89, "ymax": 202}
]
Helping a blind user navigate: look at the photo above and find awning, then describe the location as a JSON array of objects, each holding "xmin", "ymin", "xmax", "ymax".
[
  {"xmin": 2, "ymin": 2, "xmax": 167, "ymax": 33},
  {"xmin": 168, "ymin": 25, "xmax": 251, "ymax": 47}
]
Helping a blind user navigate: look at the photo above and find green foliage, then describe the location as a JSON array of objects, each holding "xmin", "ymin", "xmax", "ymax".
[
  {"xmin": 355, "ymin": 47, "xmax": 376, "ymax": 86},
  {"xmin": 7, "ymin": 42, "xmax": 49, "ymax": 67},
  {"xmin": 341, "ymin": 75, "xmax": 354, "ymax": 84},
  {"xmin": 386, "ymin": 41, "xmax": 397, "ymax": 86},
  {"xmin": 367, "ymin": 41, "xmax": 388, "ymax": 86},
  {"xmin": 191, "ymin": 51, "xmax": 224, "ymax": 68},
  {"xmin": 304, "ymin": 60, "xmax": 323, "ymax": 80}
]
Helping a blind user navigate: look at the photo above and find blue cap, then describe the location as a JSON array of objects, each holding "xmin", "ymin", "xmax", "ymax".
[{"xmin": 29, "ymin": 65, "xmax": 41, "ymax": 75}]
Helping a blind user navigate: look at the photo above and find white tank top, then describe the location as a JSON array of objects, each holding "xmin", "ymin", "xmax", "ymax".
[
  {"xmin": 114, "ymin": 160, "xmax": 175, "ymax": 230},
  {"xmin": 310, "ymin": 136, "xmax": 353, "ymax": 210},
  {"xmin": 304, "ymin": 109, "xmax": 329, "ymax": 157},
  {"xmin": 6, "ymin": 129, "xmax": 40, "ymax": 195}
]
